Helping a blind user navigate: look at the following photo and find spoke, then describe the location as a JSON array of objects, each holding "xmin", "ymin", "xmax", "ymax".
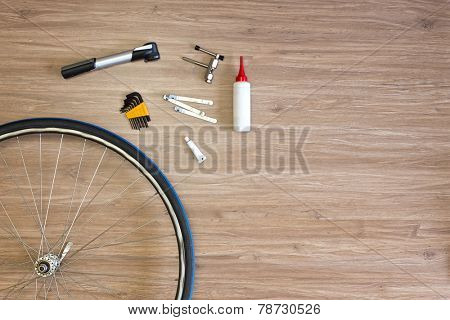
[
  {"xmin": 39, "ymin": 134, "xmax": 43, "ymax": 258},
  {"xmin": 12, "ymin": 273, "xmax": 35, "ymax": 299},
  {"xmin": 66, "ymin": 271, "xmax": 122, "ymax": 299},
  {"xmin": 0, "ymin": 275, "xmax": 35, "ymax": 294},
  {"xmin": 0, "ymin": 260, "xmax": 30, "ymax": 268},
  {"xmin": 62, "ymin": 194, "xmax": 156, "ymax": 265},
  {"xmin": 63, "ymin": 270, "xmax": 155, "ymax": 300},
  {"xmin": 74, "ymin": 175, "xmax": 144, "ymax": 237},
  {"xmin": 75, "ymin": 233, "xmax": 169, "ymax": 254},
  {"xmin": 42, "ymin": 134, "xmax": 64, "ymax": 246},
  {"xmin": 2, "ymin": 273, "xmax": 37, "ymax": 299},
  {"xmin": 0, "ymin": 151, "xmax": 49, "ymax": 254},
  {"xmin": 56, "ymin": 139, "xmax": 86, "ymax": 255},
  {"xmin": 53, "ymin": 275, "xmax": 61, "ymax": 300},
  {"xmin": 34, "ymin": 278, "xmax": 38, "ymax": 300},
  {"xmin": 58, "ymin": 270, "xmax": 71, "ymax": 299},
  {"xmin": 44, "ymin": 276, "xmax": 54, "ymax": 300},
  {"xmin": 36, "ymin": 277, "xmax": 47, "ymax": 300},
  {"xmin": 2, "ymin": 272, "xmax": 29, "ymax": 299},
  {"xmin": 50, "ymin": 155, "xmax": 124, "ymax": 255},
  {"xmin": 61, "ymin": 270, "xmax": 163, "ymax": 295},
  {"xmin": 61, "ymin": 234, "xmax": 169, "ymax": 271},
  {"xmin": 67, "ymin": 159, "xmax": 125, "ymax": 232},
  {"xmin": 58, "ymin": 147, "xmax": 107, "ymax": 249},
  {"xmin": 90, "ymin": 218, "xmax": 160, "ymax": 252},
  {"xmin": 17, "ymin": 137, "xmax": 46, "ymax": 251},
  {"xmin": 0, "ymin": 224, "xmax": 38, "ymax": 254},
  {"xmin": 80, "ymin": 175, "xmax": 141, "ymax": 228},
  {"xmin": 65, "ymin": 274, "xmax": 99, "ymax": 299},
  {"xmin": 0, "ymin": 199, "xmax": 36, "ymax": 264}
]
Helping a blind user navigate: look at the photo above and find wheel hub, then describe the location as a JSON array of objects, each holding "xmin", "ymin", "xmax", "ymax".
[{"xmin": 35, "ymin": 253, "xmax": 60, "ymax": 277}]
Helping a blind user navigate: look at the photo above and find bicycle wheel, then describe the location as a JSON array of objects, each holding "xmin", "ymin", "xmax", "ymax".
[{"xmin": 0, "ymin": 118, "xmax": 195, "ymax": 300}]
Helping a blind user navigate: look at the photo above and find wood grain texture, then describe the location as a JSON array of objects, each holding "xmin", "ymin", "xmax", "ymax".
[{"xmin": 0, "ymin": 0, "xmax": 449, "ymax": 299}]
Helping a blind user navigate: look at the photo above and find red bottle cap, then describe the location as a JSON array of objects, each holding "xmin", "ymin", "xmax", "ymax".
[{"xmin": 235, "ymin": 56, "xmax": 248, "ymax": 82}]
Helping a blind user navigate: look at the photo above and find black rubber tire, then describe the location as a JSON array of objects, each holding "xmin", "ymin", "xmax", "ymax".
[{"xmin": 0, "ymin": 118, "xmax": 195, "ymax": 300}]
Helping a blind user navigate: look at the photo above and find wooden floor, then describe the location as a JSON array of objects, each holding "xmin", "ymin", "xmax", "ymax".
[{"xmin": 0, "ymin": 0, "xmax": 450, "ymax": 299}]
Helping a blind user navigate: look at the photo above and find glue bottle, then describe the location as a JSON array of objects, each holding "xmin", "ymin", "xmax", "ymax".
[{"xmin": 233, "ymin": 56, "xmax": 251, "ymax": 132}]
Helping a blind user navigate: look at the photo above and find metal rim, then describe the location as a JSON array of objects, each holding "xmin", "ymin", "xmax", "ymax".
[{"xmin": 0, "ymin": 127, "xmax": 186, "ymax": 299}]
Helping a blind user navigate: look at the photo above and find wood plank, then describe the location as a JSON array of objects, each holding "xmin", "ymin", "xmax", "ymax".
[{"xmin": 0, "ymin": 0, "xmax": 449, "ymax": 299}]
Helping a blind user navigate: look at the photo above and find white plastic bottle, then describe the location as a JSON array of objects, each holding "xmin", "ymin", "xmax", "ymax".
[{"xmin": 233, "ymin": 56, "xmax": 251, "ymax": 132}]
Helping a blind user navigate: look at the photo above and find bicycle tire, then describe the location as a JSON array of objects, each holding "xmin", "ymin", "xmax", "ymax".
[{"xmin": 0, "ymin": 118, "xmax": 195, "ymax": 300}]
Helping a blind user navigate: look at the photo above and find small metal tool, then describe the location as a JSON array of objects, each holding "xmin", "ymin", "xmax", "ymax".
[
  {"xmin": 121, "ymin": 92, "xmax": 151, "ymax": 130},
  {"xmin": 182, "ymin": 45, "xmax": 224, "ymax": 84}
]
